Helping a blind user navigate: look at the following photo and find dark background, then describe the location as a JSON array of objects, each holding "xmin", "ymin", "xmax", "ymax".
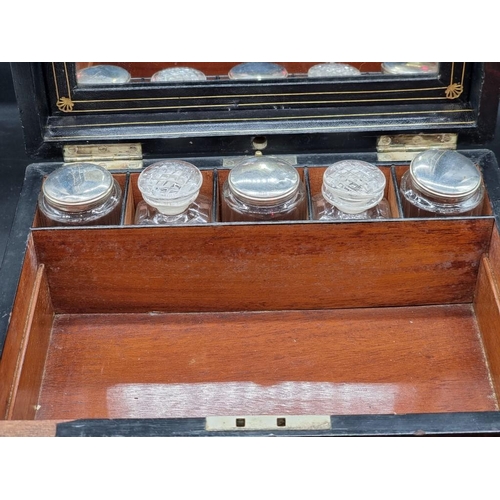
[{"xmin": 1, "ymin": 62, "xmax": 500, "ymax": 269}]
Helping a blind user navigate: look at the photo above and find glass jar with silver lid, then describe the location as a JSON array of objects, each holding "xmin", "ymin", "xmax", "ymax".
[
  {"xmin": 134, "ymin": 160, "xmax": 211, "ymax": 225},
  {"xmin": 400, "ymin": 149, "xmax": 485, "ymax": 217},
  {"xmin": 38, "ymin": 163, "xmax": 122, "ymax": 226},
  {"xmin": 221, "ymin": 154, "xmax": 306, "ymax": 222},
  {"xmin": 312, "ymin": 160, "xmax": 391, "ymax": 221},
  {"xmin": 228, "ymin": 62, "xmax": 288, "ymax": 80},
  {"xmin": 381, "ymin": 62, "xmax": 438, "ymax": 75},
  {"xmin": 76, "ymin": 65, "xmax": 131, "ymax": 85}
]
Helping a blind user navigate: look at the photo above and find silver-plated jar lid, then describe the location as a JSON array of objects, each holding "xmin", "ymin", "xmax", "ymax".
[
  {"xmin": 228, "ymin": 155, "xmax": 300, "ymax": 205},
  {"xmin": 381, "ymin": 62, "xmax": 438, "ymax": 75},
  {"xmin": 409, "ymin": 149, "xmax": 482, "ymax": 200},
  {"xmin": 322, "ymin": 160, "xmax": 386, "ymax": 214},
  {"xmin": 42, "ymin": 163, "xmax": 115, "ymax": 212},
  {"xmin": 138, "ymin": 160, "xmax": 203, "ymax": 215},
  {"xmin": 308, "ymin": 63, "xmax": 361, "ymax": 78},
  {"xmin": 77, "ymin": 65, "xmax": 131, "ymax": 85},
  {"xmin": 228, "ymin": 62, "xmax": 288, "ymax": 80},
  {"xmin": 151, "ymin": 67, "xmax": 207, "ymax": 82}
]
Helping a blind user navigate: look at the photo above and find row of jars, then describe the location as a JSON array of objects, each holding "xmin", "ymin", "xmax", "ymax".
[
  {"xmin": 76, "ymin": 63, "xmax": 439, "ymax": 85},
  {"xmin": 38, "ymin": 149, "xmax": 486, "ymax": 227}
]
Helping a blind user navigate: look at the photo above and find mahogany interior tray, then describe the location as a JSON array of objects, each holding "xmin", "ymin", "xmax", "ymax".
[{"xmin": 2, "ymin": 162, "xmax": 500, "ymax": 426}]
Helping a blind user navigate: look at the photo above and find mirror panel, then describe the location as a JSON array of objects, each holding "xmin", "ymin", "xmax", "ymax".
[{"xmin": 74, "ymin": 62, "xmax": 439, "ymax": 85}]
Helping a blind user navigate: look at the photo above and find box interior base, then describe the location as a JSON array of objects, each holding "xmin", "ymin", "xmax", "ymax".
[{"xmin": 34, "ymin": 305, "xmax": 497, "ymax": 420}]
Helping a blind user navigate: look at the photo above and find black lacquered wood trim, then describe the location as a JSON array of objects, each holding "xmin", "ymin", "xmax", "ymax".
[{"xmin": 55, "ymin": 412, "xmax": 500, "ymax": 437}]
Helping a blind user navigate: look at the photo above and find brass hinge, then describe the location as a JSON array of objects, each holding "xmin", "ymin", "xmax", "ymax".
[
  {"xmin": 377, "ymin": 133, "xmax": 457, "ymax": 162},
  {"xmin": 63, "ymin": 143, "xmax": 143, "ymax": 170}
]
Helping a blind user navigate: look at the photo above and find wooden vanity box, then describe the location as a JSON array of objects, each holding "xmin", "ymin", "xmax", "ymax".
[{"xmin": 2, "ymin": 62, "xmax": 500, "ymax": 436}]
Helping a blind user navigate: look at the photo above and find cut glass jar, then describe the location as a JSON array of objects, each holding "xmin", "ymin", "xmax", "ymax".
[
  {"xmin": 135, "ymin": 160, "xmax": 211, "ymax": 225},
  {"xmin": 308, "ymin": 63, "xmax": 361, "ymax": 78},
  {"xmin": 151, "ymin": 67, "xmax": 207, "ymax": 82},
  {"xmin": 312, "ymin": 160, "xmax": 391, "ymax": 220}
]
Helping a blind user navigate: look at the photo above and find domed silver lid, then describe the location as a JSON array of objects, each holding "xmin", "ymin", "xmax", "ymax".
[
  {"xmin": 42, "ymin": 163, "xmax": 115, "ymax": 211},
  {"xmin": 308, "ymin": 63, "xmax": 361, "ymax": 78},
  {"xmin": 151, "ymin": 67, "xmax": 207, "ymax": 82},
  {"xmin": 77, "ymin": 65, "xmax": 131, "ymax": 85},
  {"xmin": 322, "ymin": 160, "xmax": 386, "ymax": 214},
  {"xmin": 138, "ymin": 160, "xmax": 203, "ymax": 215},
  {"xmin": 410, "ymin": 149, "xmax": 482, "ymax": 199},
  {"xmin": 381, "ymin": 62, "xmax": 438, "ymax": 75},
  {"xmin": 228, "ymin": 62, "xmax": 288, "ymax": 80},
  {"xmin": 228, "ymin": 155, "xmax": 300, "ymax": 204}
]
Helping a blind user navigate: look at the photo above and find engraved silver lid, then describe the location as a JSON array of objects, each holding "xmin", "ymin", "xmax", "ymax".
[
  {"xmin": 228, "ymin": 155, "xmax": 300, "ymax": 205},
  {"xmin": 410, "ymin": 149, "xmax": 482, "ymax": 199},
  {"xmin": 42, "ymin": 163, "xmax": 115, "ymax": 212},
  {"xmin": 322, "ymin": 160, "xmax": 386, "ymax": 214},
  {"xmin": 228, "ymin": 62, "xmax": 288, "ymax": 80},
  {"xmin": 138, "ymin": 160, "xmax": 203, "ymax": 215},
  {"xmin": 151, "ymin": 67, "xmax": 207, "ymax": 82},
  {"xmin": 381, "ymin": 62, "xmax": 438, "ymax": 75},
  {"xmin": 308, "ymin": 63, "xmax": 361, "ymax": 78},
  {"xmin": 77, "ymin": 65, "xmax": 131, "ymax": 85}
]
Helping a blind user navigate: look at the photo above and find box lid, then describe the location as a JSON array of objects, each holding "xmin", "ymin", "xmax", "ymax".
[{"xmin": 11, "ymin": 62, "xmax": 500, "ymax": 160}]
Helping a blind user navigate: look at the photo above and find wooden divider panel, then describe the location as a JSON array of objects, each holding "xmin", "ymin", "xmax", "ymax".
[{"xmin": 32, "ymin": 218, "xmax": 493, "ymax": 314}]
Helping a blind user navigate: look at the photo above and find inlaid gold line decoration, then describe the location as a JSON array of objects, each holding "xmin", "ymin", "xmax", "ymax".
[
  {"xmin": 56, "ymin": 97, "xmax": 75, "ymax": 112},
  {"xmin": 51, "ymin": 121, "xmax": 477, "ymax": 141},
  {"xmin": 66, "ymin": 96, "xmax": 455, "ymax": 113},
  {"xmin": 55, "ymin": 108, "xmax": 474, "ymax": 128},
  {"xmin": 63, "ymin": 62, "xmax": 72, "ymax": 100},
  {"xmin": 52, "ymin": 62, "xmax": 59, "ymax": 101},
  {"xmin": 53, "ymin": 62, "xmax": 75, "ymax": 112},
  {"xmin": 445, "ymin": 63, "xmax": 465, "ymax": 100},
  {"xmin": 71, "ymin": 86, "xmax": 449, "ymax": 104}
]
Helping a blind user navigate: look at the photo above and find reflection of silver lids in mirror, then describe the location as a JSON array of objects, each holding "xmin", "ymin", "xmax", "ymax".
[
  {"xmin": 381, "ymin": 62, "xmax": 438, "ymax": 75},
  {"xmin": 308, "ymin": 63, "xmax": 361, "ymax": 78},
  {"xmin": 77, "ymin": 65, "xmax": 131, "ymax": 85},
  {"xmin": 138, "ymin": 160, "xmax": 203, "ymax": 215},
  {"xmin": 228, "ymin": 62, "xmax": 288, "ymax": 80},
  {"xmin": 43, "ymin": 163, "xmax": 114, "ymax": 212},
  {"xmin": 322, "ymin": 160, "xmax": 386, "ymax": 214},
  {"xmin": 410, "ymin": 149, "xmax": 481, "ymax": 199},
  {"xmin": 151, "ymin": 67, "xmax": 207, "ymax": 82},
  {"xmin": 228, "ymin": 156, "xmax": 300, "ymax": 205}
]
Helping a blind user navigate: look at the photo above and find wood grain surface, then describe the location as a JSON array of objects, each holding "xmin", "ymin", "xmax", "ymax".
[
  {"xmin": 34, "ymin": 305, "xmax": 497, "ymax": 420},
  {"xmin": 0, "ymin": 237, "xmax": 38, "ymax": 418},
  {"xmin": 0, "ymin": 420, "xmax": 59, "ymax": 437},
  {"xmin": 8, "ymin": 265, "xmax": 54, "ymax": 419},
  {"xmin": 474, "ymin": 256, "xmax": 500, "ymax": 400},
  {"xmin": 32, "ymin": 218, "xmax": 493, "ymax": 314}
]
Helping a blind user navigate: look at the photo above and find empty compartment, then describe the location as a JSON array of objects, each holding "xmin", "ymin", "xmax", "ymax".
[{"xmin": 1, "ymin": 214, "xmax": 499, "ymax": 422}]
